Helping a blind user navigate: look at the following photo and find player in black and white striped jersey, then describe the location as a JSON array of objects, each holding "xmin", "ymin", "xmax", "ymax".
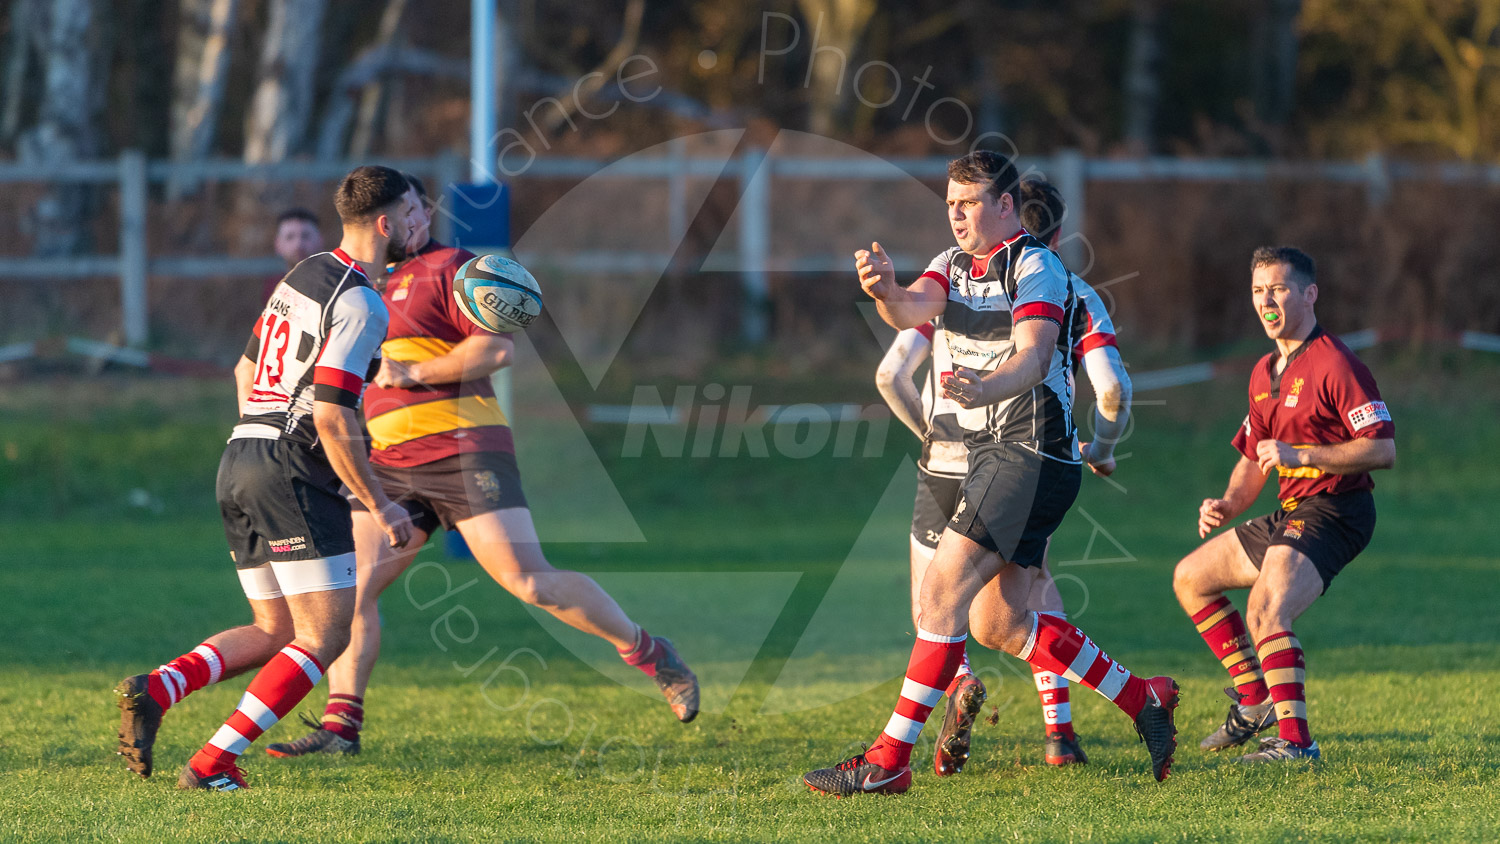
[
  {"xmin": 806, "ymin": 152, "xmax": 1174, "ymax": 796},
  {"xmin": 114, "ymin": 165, "xmax": 417, "ymax": 792},
  {"xmin": 875, "ymin": 179, "xmax": 1134, "ymax": 772}
]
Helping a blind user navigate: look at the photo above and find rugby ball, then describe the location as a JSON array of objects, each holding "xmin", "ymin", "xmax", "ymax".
[{"xmin": 452, "ymin": 254, "xmax": 543, "ymax": 334}]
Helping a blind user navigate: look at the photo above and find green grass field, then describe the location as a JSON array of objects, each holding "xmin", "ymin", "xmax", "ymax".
[{"xmin": 2, "ymin": 360, "xmax": 1498, "ymax": 843}]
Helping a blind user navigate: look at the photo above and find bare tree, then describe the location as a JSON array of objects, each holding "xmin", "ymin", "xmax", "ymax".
[
  {"xmin": 347, "ymin": 0, "xmax": 410, "ymax": 158},
  {"xmin": 18, "ymin": 0, "xmax": 103, "ymax": 256},
  {"xmin": 1122, "ymin": 0, "xmax": 1161, "ymax": 154},
  {"xmin": 531, "ymin": 0, "xmax": 644, "ymax": 135},
  {"xmin": 1251, "ymin": 0, "xmax": 1302, "ymax": 127},
  {"xmin": 170, "ymin": 0, "xmax": 239, "ymax": 163},
  {"xmin": 794, "ymin": 0, "xmax": 877, "ymax": 136},
  {"xmin": 243, "ymin": 0, "xmax": 327, "ymax": 163},
  {"xmin": 1, "ymin": 0, "xmax": 43, "ymax": 145}
]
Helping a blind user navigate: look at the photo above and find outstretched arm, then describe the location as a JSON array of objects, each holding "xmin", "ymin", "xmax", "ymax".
[
  {"xmin": 855, "ymin": 242, "xmax": 948, "ymax": 329},
  {"xmin": 875, "ymin": 328, "xmax": 931, "ymax": 438}
]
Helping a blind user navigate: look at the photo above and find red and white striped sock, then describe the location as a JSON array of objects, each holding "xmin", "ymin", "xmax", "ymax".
[
  {"xmin": 1033, "ymin": 664, "xmax": 1074, "ymax": 739},
  {"xmin": 189, "ymin": 645, "xmax": 324, "ymax": 776},
  {"xmin": 944, "ymin": 649, "xmax": 974, "ymax": 696},
  {"xmin": 1257, "ymin": 631, "xmax": 1311, "ymax": 746},
  {"xmin": 1019, "ymin": 612, "xmax": 1150, "ymax": 719},
  {"xmin": 1191, "ymin": 597, "xmax": 1269, "ymax": 705},
  {"xmin": 865, "ymin": 628, "xmax": 968, "ymax": 771},
  {"xmin": 146, "ymin": 643, "xmax": 224, "ymax": 711}
]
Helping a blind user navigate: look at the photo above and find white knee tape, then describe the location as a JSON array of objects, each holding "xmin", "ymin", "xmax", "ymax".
[
  {"xmin": 237, "ymin": 565, "xmax": 284, "ymax": 600},
  {"xmin": 269, "ymin": 552, "xmax": 357, "ymax": 596}
]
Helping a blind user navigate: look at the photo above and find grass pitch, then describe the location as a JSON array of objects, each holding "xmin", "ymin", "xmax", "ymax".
[{"xmin": 1, "ymin": 361, "xmax": 1498, "ymax": 842}]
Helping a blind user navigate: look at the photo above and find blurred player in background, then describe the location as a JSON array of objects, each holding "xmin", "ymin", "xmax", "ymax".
[
  {"xmin": 114, "ymin": 165, "xmax": 417, "ymax": 791},
  {"xmin": 1172, "ymin": 247, "xmax": 1395, "ymax": 763},
  {"xmin": 875, "ymin": 177, "xmax": 1132, "ymax": 773},
  {"xmin": 805, "ymin": 151, "xmax": 1175, "ymax": 797},
  {"xmin": 262, "ymin": 208, "xmax": 326, "ymax": 302},
  {"xmin": 264, "ymin": 174, "xmax": 699, "ymax": 760}
]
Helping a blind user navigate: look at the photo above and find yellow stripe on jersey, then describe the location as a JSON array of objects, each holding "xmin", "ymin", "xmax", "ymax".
[
  {"xmin": 382, "ymin": 336, "xmax": 456, "ymax": 364},
  {"xmin": 1277, "ymin": 465, "xmax": 1324, "ymax": 479},
  {"xmin": 367, "ymin": 395, "xmax": 508, "ymax": 451}
]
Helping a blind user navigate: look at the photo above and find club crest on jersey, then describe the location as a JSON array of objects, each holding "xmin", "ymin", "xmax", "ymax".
[
  {"xmin": 1283, "ymin": 519, "xmax": 1305, "ymax": 540},
  {"xmin": 952, "ymin": 497, "xmax": 967, "ymax": 520},
  {"xmin": 1284, "ymin": 377, "xmax": 1305, "ymax": 408},
  {"xmin": 392, "ymin": 274, "xmax": 413, "ymax": 301}
]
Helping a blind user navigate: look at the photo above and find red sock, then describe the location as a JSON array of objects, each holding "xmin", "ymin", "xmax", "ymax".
[
  {"xmin": 1257, "ymin": 631, "xmax": 1311, "ymax": 746},
  {"xmin": 1033, "ymin": 665, "xmax": 1074, "ymax": 739},
  {"xmin": 189, "ymin": 645, "xmax": 324, "ymax": 776},
  {"xmin": 866, "ymin": 628, "xmax": 967, "ymax": 770},
  {"xmin": 146, "ymin": 643, "xmax": 224, "ymax": 711},
  {"xmin": 1191, "ymin": 597, "xmax": 1269, "ymax": 705},
  {"xmin": 619, "ymin": 627, "xmax": 659, "ymax": 678},
  {"xmin": 1020, "ymin": 612, "xmax": 1149, "ymax": 719},
  {"xmin": 944, "ymin": 650, "xmax": 973, "ymax": 696},
  {"xmin": 322, "ymin": 693, "xmax": 364, "ymax": 741}
]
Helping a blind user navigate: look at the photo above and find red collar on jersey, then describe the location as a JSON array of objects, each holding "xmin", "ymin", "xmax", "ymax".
[
  {"xmin": 970, "ymin": 229, "xmax": 1032, "ymax": 278},
  {"xmin": 331, "ymin": 248, "xmax": 369, "ymax": 278}
]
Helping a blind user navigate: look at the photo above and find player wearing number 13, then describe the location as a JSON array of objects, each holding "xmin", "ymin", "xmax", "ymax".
[
  {"xmin": 1172, "ymin": 247, "xmax": 1396, "ymax": 765},
  {"xmin": 113, "ymin": 165, "xmax": 418, "ymax": 792}
]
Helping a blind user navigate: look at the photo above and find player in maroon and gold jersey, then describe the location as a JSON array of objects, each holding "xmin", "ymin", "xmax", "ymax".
[
  {"xmin": 1172, "ymin": 246, "xmax": 1395, "ymax": 764},
  {"xmin": 266, "ymin": 176, "xmax": 698, "ymax": 759}
]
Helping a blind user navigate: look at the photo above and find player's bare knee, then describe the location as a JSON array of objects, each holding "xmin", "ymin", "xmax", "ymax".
[
  {"xmin": 1245, "ymin": 589, "xmax": 1288, "ymax": 637},
  {"xmin": 1172, "ymin": 552, "xmax": 1214, "ymax": 605},
  {"xmin": 297, "ymin": 626, "xmax": 352, "ymax": 666},
  {"xmin": 969, "ymin": 622, "xmax": 1005, "ymax": 653}
]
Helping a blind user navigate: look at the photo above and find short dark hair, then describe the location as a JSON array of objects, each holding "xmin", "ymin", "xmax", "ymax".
[
  {"xmin": 947, "ymin": 150, "xmax": 1021, "ymax": 207},
  {"xmin": 1018, "ymin": 179, "xmax": 1067, "ymax": 244},
  {"xmin": 402, "ymin": 172, "xmax": 427, "ymax": 200},
  {"xmin": 276, "ymin": 207, "xmax": 320, "ymax": 229},
  {"xmin": 1251, "ymin": 246, "xmax": 1316, "ymax": 289},
  {"xmin": 334, "ymin": 165, "xmax": 409, "ymax": 224}
]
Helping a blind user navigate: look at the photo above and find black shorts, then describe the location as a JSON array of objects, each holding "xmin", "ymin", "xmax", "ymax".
[
  {"xmin": 351, "ymin": 450, "xmax": 528, "ymax": 535},
  {"xmin": 947, "ymin": 442, "xmax": 1081, "ymax": 568},
  {"xmin": 217, "ymin": 438, "xmax": 355, "ymax": 570},
  {"xmin": 912, "ymin": 469, "xmax": 963, "ymax": 550},
  {"xmin": 1235, "ymin": 490, "xmax": 1376, "ymax": 592}
]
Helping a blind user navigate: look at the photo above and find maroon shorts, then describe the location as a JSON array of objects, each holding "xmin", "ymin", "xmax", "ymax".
[
  {"xmin": 350, "ymin": 451, "xmax": 527, "ymax": 534},
  {"xmin": 1235, "ymin": 490, "xmax": 1376, "ymax": 593}
]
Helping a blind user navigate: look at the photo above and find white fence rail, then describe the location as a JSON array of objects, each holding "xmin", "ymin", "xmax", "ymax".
[{"xmin": 2, "ymin": 149, "xmax": 1499, "ymax": 350}]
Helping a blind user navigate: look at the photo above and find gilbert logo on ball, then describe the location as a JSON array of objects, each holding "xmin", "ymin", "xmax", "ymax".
[{"xmin": 453, "ymin": 254, "xmax": 544, "ymax": 334}]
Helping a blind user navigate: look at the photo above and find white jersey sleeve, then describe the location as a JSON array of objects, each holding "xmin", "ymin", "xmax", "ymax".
[
  {"xmin": 313, "ymin": 285, "xmax": 388, "ymax": 407},
  {"xmin": 1071, "ymin": 275, "xmax": 1118, "ymax": 358},
  {"xmin": 1009, "ymin": 246, "xmax": 1069, "ymax": 327}
]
